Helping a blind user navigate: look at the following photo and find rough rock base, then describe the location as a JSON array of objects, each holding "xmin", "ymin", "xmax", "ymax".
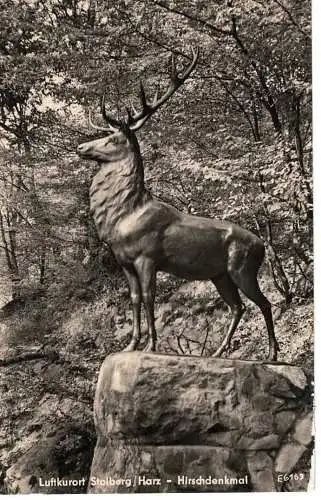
[{"xmin": 89, "ymin": 352, "xmax": 313, "ymax": 493}]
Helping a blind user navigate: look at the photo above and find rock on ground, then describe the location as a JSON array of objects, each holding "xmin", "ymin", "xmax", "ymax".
[{"xmin": 89, "ymin": 352, "xmax": 313, "ymax": 493}]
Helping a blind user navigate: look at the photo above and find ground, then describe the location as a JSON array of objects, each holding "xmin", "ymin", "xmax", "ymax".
[{"xmin": 0, "ymin": 272, "xmax": 314, "ymax": 493}]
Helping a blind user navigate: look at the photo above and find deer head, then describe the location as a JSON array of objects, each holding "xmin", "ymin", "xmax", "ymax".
[{"xmin": 77, "ymin": 48, "xmax": 199, "ymax": 162}]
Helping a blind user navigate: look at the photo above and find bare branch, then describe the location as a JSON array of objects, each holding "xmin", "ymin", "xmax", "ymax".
[
  {"xmin": 271, "ymin": 0, "xmax": 311, "ymax": 39},
  {"xmin": 0, "ymin": 349, "xmax": 59, "ymax": 367},
  {"xmin": 150, "ymin": 0, "xmax": 231, "ymax": 37}
]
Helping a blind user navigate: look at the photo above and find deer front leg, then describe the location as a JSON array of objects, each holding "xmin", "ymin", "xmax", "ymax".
[
  {"xmin": 122, "ymin": 267, "xmax": 142, "ymax": 351},
  {"xmin": 134, "ymin": 257, "xmax": 157, "ymax": 352}
]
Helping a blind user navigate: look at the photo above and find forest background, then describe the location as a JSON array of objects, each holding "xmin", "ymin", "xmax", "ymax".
[{"xmin": 0, "ymin": 0, "xmax": 313, "ymax": 493}]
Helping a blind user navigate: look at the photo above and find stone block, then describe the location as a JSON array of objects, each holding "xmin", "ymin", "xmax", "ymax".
[
  {"xmin": 268, "ymin": 365, "xmax": 308, "ymax": 390},
  {"xmin": 89, "ymin": 352, "xmax": 313, "ymax": 493},
  {"xmin": 274, "ymin": 410, "xmax": 297, "ymax": 435},
  {"xmin": 275, "ymin": 443, "xmax": 307, "ymax": 473},
  {"xmin": 88, "ymin": 442, "xmax": 250, "ymax": 493},
  {"xmin": 293, "ymin": 412, "xmax": 313, "ymax": 446},
  {"xmin": 247, "ymin": 451, "xmax": 276, "ymax": 492}
]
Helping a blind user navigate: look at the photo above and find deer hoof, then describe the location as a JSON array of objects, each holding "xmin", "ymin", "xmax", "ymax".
[
  {"xmin": 212, "ymin": 345, "xmax": 226, "ymax": 358},
  {"xmin": 268, "ymin": 352, "xmax": 278, "ymax": 362},
  {"xmin": 122, "ymin": 341, "xmax": 138, "ymax": 352},
  {"xmin": 143, "ymin": 342, "xmax": 156, "ymax": 353},
  {"xmin": 267, "ymin": 343, "xmax": 279, "ymax": 361}
]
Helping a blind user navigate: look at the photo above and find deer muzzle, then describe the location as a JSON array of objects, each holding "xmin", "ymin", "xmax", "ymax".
[{"xmin": 77, "ymin": 142, "xmax": 92, "ymax": 157}]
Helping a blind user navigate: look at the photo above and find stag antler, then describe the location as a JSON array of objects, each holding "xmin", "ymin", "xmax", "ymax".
[
  {"xmin": 127, "ymin": 47, "xmax": 199, "ymax": 131},
  {"xmin": 88, "ymin": 96, "xmax": 122, "ymax": 132},
  {"xmin": 89, "ymin": 48, "xmax": 199, "ymax": 132},
  {"xmin": 100, "ymin": 95, "xmax": 122, "ymax": 130}
]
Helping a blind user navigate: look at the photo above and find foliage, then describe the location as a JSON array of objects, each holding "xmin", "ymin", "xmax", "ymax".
[{"xmin": 0, "ymin": 0, "xmax": 312, "ymax": 303}]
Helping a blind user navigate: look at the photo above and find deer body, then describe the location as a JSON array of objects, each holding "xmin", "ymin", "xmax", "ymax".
[
  {"xmin": 77, "ymin": 49, "xmax": 279, "ymax": 360},
  {"xmin": 113, "ymin": 200, "xmax": 263, "ymax": 281}
]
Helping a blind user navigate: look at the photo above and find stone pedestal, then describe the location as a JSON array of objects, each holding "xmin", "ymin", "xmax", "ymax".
[{"xmin": 89, "ymin": 352, "xmax": 313, "ymax": 493}]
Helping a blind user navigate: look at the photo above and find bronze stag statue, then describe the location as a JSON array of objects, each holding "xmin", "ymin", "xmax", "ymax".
[{"xmin": 77, "ymin": 48, "xmax": 279, "ymax": 360}]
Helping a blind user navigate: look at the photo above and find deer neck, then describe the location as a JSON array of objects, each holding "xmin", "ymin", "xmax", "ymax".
[{"xmin": 90, "ymin": 148, "xmax": 150, "ymax": 241}]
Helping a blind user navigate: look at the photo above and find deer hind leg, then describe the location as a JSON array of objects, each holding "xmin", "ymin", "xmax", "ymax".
[
  {"xmin": 211, "ymin": 274, "xmax": 246, "ymax": 357},
  {"xmin": 134, "ymin": 257, "xmax": 157, "ymax": 352},
  {"xmin": 122, "ymin": 267, "xmax": 142, "ymax": 351},
  {"xmin": 229, "ymin": 270, "xmax": 279, "ymax": 361}
]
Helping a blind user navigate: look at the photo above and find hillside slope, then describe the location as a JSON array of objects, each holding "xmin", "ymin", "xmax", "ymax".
[{"xmin": 0, "ymin": 274, "xmax": 313, "ymax": 493}]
